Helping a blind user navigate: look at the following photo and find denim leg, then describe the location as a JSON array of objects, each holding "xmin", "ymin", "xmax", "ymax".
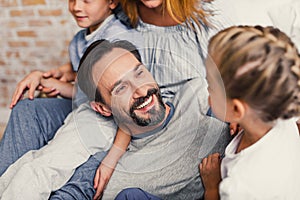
[
  {"xmin": 0, "ymin": 98, "xmax": 72, "ymax": 175},
  {"xmin": 49, "ymin": 152, "xmax": 106, "ymax": 200},
  {"xmin": 115, "ymin": 188, "xmax": 162, "ymax": 200}
]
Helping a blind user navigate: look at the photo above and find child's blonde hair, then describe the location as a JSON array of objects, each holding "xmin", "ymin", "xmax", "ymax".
[
  {"xmin": 119, "ymin": 0, "xmax": 213, "ymax": 28},
  {"xmin": 208, "ymin": 25, "xmax": 300, "ymax": 122}
]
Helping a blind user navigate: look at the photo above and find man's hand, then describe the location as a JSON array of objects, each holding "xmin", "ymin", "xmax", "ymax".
[
  {"xmin": 10, "ymin": 70, "xmax": 44, "ymax": 108},
  {"xmin": 93, "ymin": 163, "xmax": 115, "ymax": 200},
  {"xmin": 199, "ymin": 153, "xmax": 222, "ymax": 200}
]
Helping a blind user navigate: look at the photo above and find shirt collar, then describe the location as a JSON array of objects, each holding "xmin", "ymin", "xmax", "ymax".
[{"xmin": 85, "ymin": 14, "xmax": 114, "ymax": 41}]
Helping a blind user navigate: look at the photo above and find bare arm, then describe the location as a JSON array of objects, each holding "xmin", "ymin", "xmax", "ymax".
[
  {"xmin": 40, "ymin": 77, "xmax": 74, "ymax": 99},
  {"xmin": 10, "ymin": 62, "xmax": 75, "ymax": 108},
  {"xmin": 93, "ymin": 128, "xmax": 131, "ymax": 199},
  {"xmin": 43, "ymin": 62, "xmax": 76, "ymax": 82}
]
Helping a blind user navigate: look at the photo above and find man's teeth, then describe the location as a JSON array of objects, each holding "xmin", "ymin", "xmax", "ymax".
[{"xmin": 136, "ymin": 95, "xmax": 153, "ymax": 109}]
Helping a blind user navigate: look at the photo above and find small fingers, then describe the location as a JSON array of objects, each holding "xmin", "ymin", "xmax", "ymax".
[
  {"xmin": 43, "ymin": 69, "xmax": 62, "ymax": 79},
  {"xmin": 10, "ymin": 83, "xmax": 28, "ymax": 108},
  {"xmin": 94, "ymin": 168, "xmax": 100, "ymax": 189},
  {"xmin": 45, "ymin": 90, "xmax": 60, "ymax": 97},
  {"xmin": 201, "ymin": 153, "xmax": 220, "ymax": 169},
  {"xmin": 28, "ymin": 82, "xmax": 39, "ymax": 99},
  {"xmin": 230, "ymin": 123, "xmax": 240, "ymax": 135},
  {"xmin": 93, "ymin": 180, "xmax": 105, "ymax": 200},
  {"xmin": 39, "ymin": 85, "xmax": 59, "ymax": 97}
]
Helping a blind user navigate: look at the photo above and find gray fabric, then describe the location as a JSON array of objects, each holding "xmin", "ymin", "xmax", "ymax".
[
  {"xmin": 72, "ymin": 103, "xmax": 117, "ymax": 156},
  {"xmin": 0, "ymin": 103, "xmax": 116, "ymax": 199},
  {"xmin": 137, "ymin": 20, "xmax": 210, "ymax": 101},
  {"xmin": 102, "ymin": 78, "xmax": 231, "ymax": 199},
  {"xmin": 0, "ymin": 98, "xmax": 72, "ymax": 176}
]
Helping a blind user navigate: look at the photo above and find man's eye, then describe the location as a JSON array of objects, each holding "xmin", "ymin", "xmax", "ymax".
[
  {"xmin": 115, "ymin": 85, "xmax": 127, "ymax": 95},
  {"xmin": 136, "ymin": 69, "xmax": 144, "ymax": 77}
]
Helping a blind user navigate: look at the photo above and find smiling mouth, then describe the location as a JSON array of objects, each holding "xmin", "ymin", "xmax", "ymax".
[
  {"xmin": 75, "ymin": 16, "xmax": 87, "ymax": 20},
  {"xmin": 136, "ymin": 95, "xmax": 153, "ymax": 110},
  {"xmin": 130, "ymin": 88, "xmax": 158, "ymax": 114}
]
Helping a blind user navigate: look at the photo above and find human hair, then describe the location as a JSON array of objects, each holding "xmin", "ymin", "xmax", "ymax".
[
  {"xmin": 208, "ymin": 25, "xmax": 300, "ymax": 122},
  {"xmin": 77, "ymin": 39, "xmax": 142, "ymax": 104},
  {"xmin": 119, "ymin": 0, "xmax": 214, "ymax": 28}
]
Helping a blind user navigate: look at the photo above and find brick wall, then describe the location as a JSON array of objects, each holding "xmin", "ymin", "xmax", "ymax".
[{"xmin": 0, "ymin": 0, "xmax": 79, "ymax": 123}]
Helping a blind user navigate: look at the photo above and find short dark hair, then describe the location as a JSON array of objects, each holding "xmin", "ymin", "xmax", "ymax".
[{"xmin": 77, "ymin": 39, "xmax": 141, "ymax": 104}]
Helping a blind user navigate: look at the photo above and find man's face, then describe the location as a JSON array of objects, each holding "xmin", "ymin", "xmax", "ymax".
[{"xmin": 93, "ymin": 48, "xmax": 166, "ymax": 133}]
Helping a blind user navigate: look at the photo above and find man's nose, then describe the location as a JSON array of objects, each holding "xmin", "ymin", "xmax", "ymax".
[{"xmin": 132, "ymin": 85, "xmax": 148, "ymax": 99}]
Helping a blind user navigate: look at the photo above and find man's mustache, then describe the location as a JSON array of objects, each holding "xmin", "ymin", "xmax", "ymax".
[{"xmin": 130, "ymin": 88, "xmax": 159, "ymax": 111}]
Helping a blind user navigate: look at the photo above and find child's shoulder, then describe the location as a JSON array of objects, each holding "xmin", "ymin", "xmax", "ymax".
[
  {"xmin": 102, "ymin": 15, "xmax": 143, "ymax": 49},
  {"xmin": 102, "ymin": 15, "xmax": 137, "ymax": 37}
]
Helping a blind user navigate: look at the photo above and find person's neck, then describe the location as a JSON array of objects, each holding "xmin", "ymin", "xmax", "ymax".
[
  {"xmin": 137, "ymin": 3, "xmax": 179, "ymax": 26},
  {"xmin": 236, "ymin": 117, "xmax": 273, "ymax": 153},
  {"xmin": 87, "ymin": 13, "xmax": 113, "ymax": 34}
]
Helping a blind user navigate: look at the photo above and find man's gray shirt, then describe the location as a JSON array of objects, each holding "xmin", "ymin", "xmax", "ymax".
[{"xmin": 103, "ymin": 78, "xmax": 231, "ymax": 199}]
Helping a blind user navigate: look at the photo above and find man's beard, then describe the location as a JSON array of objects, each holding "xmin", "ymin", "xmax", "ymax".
[{"xmin": 130, "ymin": 88, "xmax": 166, "ymax": 126}]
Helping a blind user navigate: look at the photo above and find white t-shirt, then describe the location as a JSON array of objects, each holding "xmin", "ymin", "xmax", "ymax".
[{"xmin": 220, "ymin": 118, "xmax": 300, "ymax": 200}]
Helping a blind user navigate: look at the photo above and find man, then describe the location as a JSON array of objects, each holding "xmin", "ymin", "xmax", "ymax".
[{"xmin": 74, "ymin": 39, "xmax": 231, "ymax": 199}]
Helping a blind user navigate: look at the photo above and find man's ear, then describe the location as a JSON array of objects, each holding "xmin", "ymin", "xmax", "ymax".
[
  {"xmin": 231, "ymin": 99, "xmax": 246, "ymax": 122},
  {"xmin": 90, "ymin": 101, "xmax": 112, "ymax": 117},
  {"xmin": 109, "ymin": 0, "xmax": 118, "ymax": 10}
]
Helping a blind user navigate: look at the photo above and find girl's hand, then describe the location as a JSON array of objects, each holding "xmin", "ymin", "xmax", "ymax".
[
  {"xmin": 229, "ymin": 122, "xmax": 241, "ymax": 136},
  {"xmin": 199, "ymin": 153, "xmax": 222, "ymax": 200}
]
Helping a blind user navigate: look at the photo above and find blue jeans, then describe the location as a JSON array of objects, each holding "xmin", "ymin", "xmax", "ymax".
[
  {"xmin": 50, "ymin": 152, "xmax": 106, "ymax": 200},
  {"xmin": 0, "ymin": 98, "xmax": 73, "ymax": 175},
  {"xmin": 115, "ymin": 188, "xmax": 161, "ymax": 200},
  {"xmin": 0, "ymin": 98, "xmax": 105, "ymax": 199}
]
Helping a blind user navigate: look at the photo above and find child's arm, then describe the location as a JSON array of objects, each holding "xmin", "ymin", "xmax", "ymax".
[
  {"xmin": 10, "ymin": 62, "xmax": 75, "ymax": 108},
  {"xmin": 43, "ymin": 62, "xmax": 76, "ymax": 82},
  {"xmin": 199, "ymin": 153, "xmax": 222, "ymax": 200},
  {"xmin": 40, "ymin": 77, "xmax": 74, "ymax": 99},
  {"xmin": 93, "ymin": 128, "xmax": 131, "ymax": 200}
]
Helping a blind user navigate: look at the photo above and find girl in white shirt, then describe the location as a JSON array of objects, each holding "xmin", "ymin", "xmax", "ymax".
[{"xmin": 200, "ymin": 25, "xmax": 300, "ymax": 200}]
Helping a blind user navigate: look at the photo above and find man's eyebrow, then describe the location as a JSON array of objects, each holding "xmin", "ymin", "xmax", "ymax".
[{"xmin": 110, "ymin": 63, "xmax": 143, "ymax": 93}]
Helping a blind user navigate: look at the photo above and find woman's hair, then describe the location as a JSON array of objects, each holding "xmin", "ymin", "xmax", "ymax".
[
  {"xmin": 208, "ymin": 25, "xmax": 300, "ymax": 122},
  {"xmin": 119, "ymin": 0, "xmax": 213, "ymax": 28},
  {"xmin": 77, "ymin": 39, "xmax": 141, "ymax": 104}
]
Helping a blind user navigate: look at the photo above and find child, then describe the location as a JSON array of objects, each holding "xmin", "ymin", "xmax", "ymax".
[
  {"xmin": 200, "ymin": 25, "xmax": 300, "ymax": 199},
  {"xmin": 0, "ymin": 0, "xmax": 142, "ymax": 199}
]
